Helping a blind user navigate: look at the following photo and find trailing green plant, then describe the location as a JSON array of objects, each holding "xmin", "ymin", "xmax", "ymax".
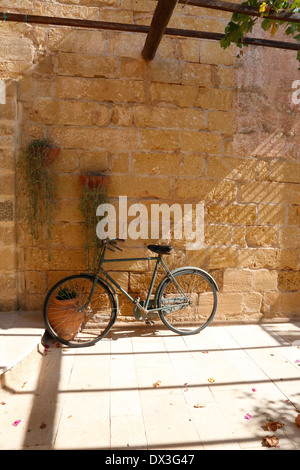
[
  {"xmin": 221, "ymin": 0, "xmax": 300, "ymax": 63},
  {"xmin": 56, "ymin": 288, "xmax": 77, "ymax": 300},
  {"xmin": 18, "ymin": 139, "xmax": 57, "ymax": 257},
  {"xmin": 78, "ymin": 179, "xmax": 109, "ymax": 271}
]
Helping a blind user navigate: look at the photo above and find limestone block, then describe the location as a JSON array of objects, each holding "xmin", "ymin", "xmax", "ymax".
[
  {"xmin": 208, "ymin": 204, "xmax": 256, "ymax": 225},
  {"xmin": 196, "ymin": 88, "xmax": 233, "ymax": 111},
  {"xmin": 133, "ymin": 105, "xmax": 206, "ymax": 131},
  {"xmin": 278, "ymin": 270, "xmax": 300, "ymax": 292},
  {"xmin": 242, "ymin": 292, "xmax": 262, "ymax": 313},
  {"xmin": 215, "ymin": 292, "xmax": 243, "ymax": 316},
  {"xmin": 139, "ymin": 129, "xmax": 179, "ymax": 152},
  {"xmin": 55, "ymin": 53, "xmax": 118, "ymax": 78},
  {"xmin": 223, "ymin": 269, "xmax": 253, "ymax": 292},
  {"xmin": 174, "ymin": 180, "xmax": 236, "ymax": 202},
  {"xmin": 181, "ymin": 131, "xmax": 223, "ymax": 154},
  {"xmin": 279, "ymin": 226, "xmax": 300, "ymax": 248},
  {"xmin": 246, "ymin": 226, "xmax": 278, "ymax": 247},
  {"xmin": 207, "ymin": 110, "xmax": 233, "ymax": 135},
  {"xmin": 0, "ymin": 200, "xmax": 13, "ymax": 221},
  {"xmin": 149, "ymin": 83, "xmax": 198, "ymax": 108},
  {"xmin": 253, "ymin": 269, "xmax": 278, "ymax": 292}
]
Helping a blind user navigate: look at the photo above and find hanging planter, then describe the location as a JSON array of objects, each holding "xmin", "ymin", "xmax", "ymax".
[
  {"xmin": 18, "ymin": 139, "xmax": 59, "ymax": 257},
  {"xmin": 78, "ymin": 172, "xmax": 109, "ymax": 271},
  {"xmin": 79, "ymin": 172, "xmax": 110, "ymax": 189},
  {"xmin": 43, "ymin": 145, "xmax": 60, "ymax": 165}
]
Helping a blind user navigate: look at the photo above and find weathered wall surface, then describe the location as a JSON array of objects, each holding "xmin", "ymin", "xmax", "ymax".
[{"xmin": 0, "ymin": 0, "xmax": 299, "ymax": 320}]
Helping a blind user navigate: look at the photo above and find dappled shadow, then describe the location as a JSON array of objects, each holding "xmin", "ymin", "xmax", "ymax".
[
  {"xmin": 1, "ymin": 321, "xmax": 300, "ymax": 449},
  {"xmin": 0, "ymin": 0, "xmax": 299, "ymax": 451}
]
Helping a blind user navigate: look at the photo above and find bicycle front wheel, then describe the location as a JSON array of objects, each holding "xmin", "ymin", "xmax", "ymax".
[
  {"xmin": 156, "ymin": 268, "xmax": 218, "ymax": 335},
  {"xmin": 43, "ymin": 274, "xmax": 117, "ymax": 347}
]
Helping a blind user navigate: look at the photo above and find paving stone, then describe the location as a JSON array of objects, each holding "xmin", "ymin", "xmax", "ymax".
[{"xmin": 1, "ymin": 315, "xmax": 300, "ymax": 450}]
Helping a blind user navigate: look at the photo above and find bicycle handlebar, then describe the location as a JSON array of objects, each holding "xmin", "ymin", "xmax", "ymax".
[{"xmin": 102, "ymin": 238, "xmax": 125, "ymax": 252}]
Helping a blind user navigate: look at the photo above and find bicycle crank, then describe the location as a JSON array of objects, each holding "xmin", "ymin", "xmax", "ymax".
[{"xmin": 133, "ymin": 299, "xmax": 156, "ymax": 321}]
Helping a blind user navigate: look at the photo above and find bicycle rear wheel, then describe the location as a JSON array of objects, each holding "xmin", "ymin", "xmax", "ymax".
[
  {"xmin": 43, "ymin": 274, "xmax": 117, "ymax": 347},
  {"xmin": 156, "ymin": 268, "xmax": 218, "ymax": 335}
]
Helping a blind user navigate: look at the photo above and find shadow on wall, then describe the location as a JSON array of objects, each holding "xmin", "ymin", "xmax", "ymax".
[{"xmin": 0, "ymin": 8, "xmax": 299, "ymax": 319}]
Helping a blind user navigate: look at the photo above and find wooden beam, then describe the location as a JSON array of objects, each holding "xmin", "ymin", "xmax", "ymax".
[
  {"xmin": 1, "ymin": 12, "xmax": 299, "ymax": 52},
  {"xmin": 0, "ymin": 12, "xmax": 150, "ymax": 33},
  {"xmin": 142, "ymin": 0, "xmax": 179, "ymax": 61},
  {"xmin": 178, "ymin": 0, "xmax": 300, "ymax": 23},
  {"xmin": 164, "ymin": 27, "xmax": 300, "ymax": 51}
]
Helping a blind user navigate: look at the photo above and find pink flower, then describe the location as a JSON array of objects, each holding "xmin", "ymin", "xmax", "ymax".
[
  {"xmin": 244, "ymin": 413, "xmax": 252, "ymax": 420},
  {"xmin": 12, "ymin": 419, "xmax": 21, "ymax": 427},
  {"xmin": 295, "ymin": 359, "xmax": 300, "ymax": 363},
  {"xmin": 252, "ymin": 388, "xmax": 257, "ymax": 392}
]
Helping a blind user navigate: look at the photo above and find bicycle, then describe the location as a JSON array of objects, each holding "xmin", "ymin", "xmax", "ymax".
[{"xmin": 43, "ymin": 239, "xmax": 219, "ymax": 348}]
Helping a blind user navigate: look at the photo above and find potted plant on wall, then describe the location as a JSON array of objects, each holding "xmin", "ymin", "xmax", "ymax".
[
  {"xmin": 79, "ymin": 171, "xmax": 110, "ymax": 189},
  {"xmin": 18, "ymin": 139, "xmax": 59, "ymax": 257},
  {"xmin": 78, "ymin": 172, "xmax": 110, "ymax": 271},
  {"xmin": 47, "ymin": 288, "xmax": 84, "ymax": 341}
]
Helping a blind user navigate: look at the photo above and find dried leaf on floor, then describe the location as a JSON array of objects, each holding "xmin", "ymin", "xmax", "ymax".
[
  {"xmin": 208, "ymin": 378, "xmax": 215, "ymax": 383},
  {"xmin": 262, "ymin": 435, "xmax": 280, "ymax": 448},
  {"xmin": 194, "ymin": 403, "xmax": 206, "ymax": 408},
  {"xmin": 153, "ymin": 380, "xmax": 162, "ymax": 388},
  {"xmin": 265, "ymin": 420, "xmax": 284, "ymax": 432},
  {"xmin": 295, "ymin": 415, "xmax": 300, "ymax": 427}
]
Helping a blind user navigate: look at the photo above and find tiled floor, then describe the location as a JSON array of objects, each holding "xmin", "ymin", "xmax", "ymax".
[{"xmin": 1, "ymin": 314, "xmax": 300, "ymax": 450}]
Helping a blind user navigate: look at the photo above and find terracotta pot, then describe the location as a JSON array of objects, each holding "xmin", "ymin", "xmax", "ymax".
[
  {"xmin": 42, "ymin": 146, "xmax": 60, "ymax": 165},
  {"xmin": 79, "ymin": 174, "xmax": 110, "ymax": 189},
  {"xmin": 47, "ymin": 296, "xmax": 84, "ymax": 341}
]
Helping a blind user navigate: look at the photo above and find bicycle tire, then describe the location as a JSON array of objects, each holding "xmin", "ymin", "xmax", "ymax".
[
  {"xmin": 43, "ymin": 274, "xmax": 117, "ymax": 347},
  {"xmin": 156, "ymin": 268, "xmax": 218, "ymax": 335}
]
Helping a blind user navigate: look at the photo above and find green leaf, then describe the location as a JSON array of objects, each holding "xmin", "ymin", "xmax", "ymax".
[{"xmin": 261, "ymin": 18, "xmax": 272, "ymax": 30}]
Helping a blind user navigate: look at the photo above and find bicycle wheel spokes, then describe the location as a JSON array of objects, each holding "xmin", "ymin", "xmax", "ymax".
[
  {"xmin": 44, "ymin": 275, "xmax": 116, "ymax": 347},
  {"xmin": 158, "ymin": 269, "xmax": 217, "ymax": 335}
]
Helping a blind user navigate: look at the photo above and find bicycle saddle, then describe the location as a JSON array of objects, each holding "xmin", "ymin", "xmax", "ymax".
[{"xmin": 147, "ymin": 244, "xmax": 173, "ymax": 255}]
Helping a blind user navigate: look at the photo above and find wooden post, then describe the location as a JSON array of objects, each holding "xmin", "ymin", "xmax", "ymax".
[{"xmin": 142, "ymin": 0, "xmax": 179, "ymax": 61}]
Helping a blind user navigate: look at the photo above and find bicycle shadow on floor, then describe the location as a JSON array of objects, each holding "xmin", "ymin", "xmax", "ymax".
[{"xmin": 107, "ymin": 320, "xmax": 174, "ymax": 341}]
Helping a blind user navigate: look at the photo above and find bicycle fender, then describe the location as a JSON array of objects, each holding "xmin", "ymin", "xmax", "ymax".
[
  {"xmin": 169, "ymin": 266, "xmax": 219, "ymax": 292},
  {"xmin": 153, "ymin": 266, "xmax": 219, "ymax": 306}
]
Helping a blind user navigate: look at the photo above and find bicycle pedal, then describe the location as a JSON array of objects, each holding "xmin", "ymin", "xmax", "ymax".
[{"xmin": 145, "ymin": 320, "xmax": 155, "ymax": 326}]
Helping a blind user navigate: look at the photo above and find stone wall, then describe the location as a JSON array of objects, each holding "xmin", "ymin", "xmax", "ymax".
[
  {"xmin": 0, "ymin": 80, "xmax": 17, "ymax": 311},
  {"xmin": 0, "ymin": 0, "xmax": 299, "ymax": 320}
]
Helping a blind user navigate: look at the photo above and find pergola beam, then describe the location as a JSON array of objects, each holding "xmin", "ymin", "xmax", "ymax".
[
  {"xmin": 0, "ymin": 12, "xmax": 299, "ymax": 53},
  {"xmin": 0, "ymin": 12, "xmax": 150, "ymax": 33},
  {"xmin": 142, "ymin": 0, "xmax": 179, "ymax": 61},
  {"xmin": 165, "ymin": 27, "xmax": 300, "ymax": 50},
  {"xmin": 178, "ymin": 0, "xmax": 300, "ymax": 23}
]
